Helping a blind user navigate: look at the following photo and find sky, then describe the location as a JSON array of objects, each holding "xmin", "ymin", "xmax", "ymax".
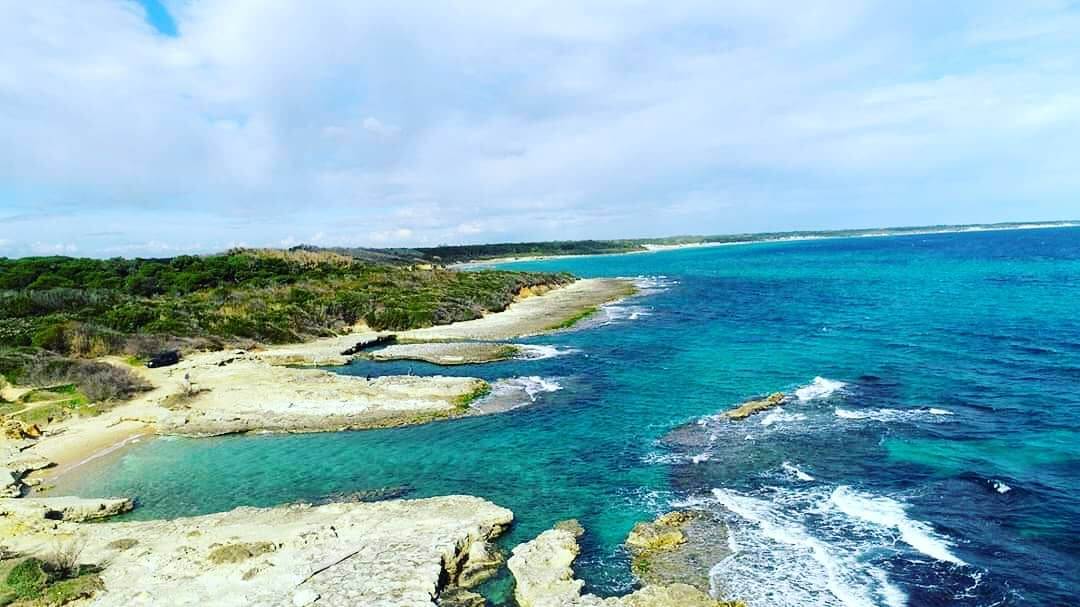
[{"xmin": 1, "ymin": 1, "xmax": 1079, "ymax": 258}]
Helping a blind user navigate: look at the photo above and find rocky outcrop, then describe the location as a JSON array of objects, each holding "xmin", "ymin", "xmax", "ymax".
[
  {"xmin": 509, "ymin": 520, "xmax": 741, "ymax": 607},
  {"xmin": 626, "ymin": 511, "xmax": 732, "ymax": 594},
  {"xmin": 157, "ymin": 365, "xmax": 491, "ymax": 436},
  {"xmin": 0, "ymin": 450, "xmax": 54, "ymax": 498},
  {"xmin": 2, "ymin": 495, "xmax": 513, "ymax": 607},
  {"xmin": 724, "ymin": 392, "xmax": 785, "ymax": 420},
  {"xmin": 508, "ymin": 522, "xmax": 586, "ymax": 607},
  {"xmin": 368, "ymin": 342, "xmax": 521, "ymax": 365},
  {"xmin": 1, "ymin": 496, "xmax": 133, "ymax": 526}
]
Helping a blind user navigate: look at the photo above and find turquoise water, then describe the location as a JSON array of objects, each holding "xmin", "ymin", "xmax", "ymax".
[{"xmin": 59, "ymin": 228, "xmax": 1080, "ymax": 606}]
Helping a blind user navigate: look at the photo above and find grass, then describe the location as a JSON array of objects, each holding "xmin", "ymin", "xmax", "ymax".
[
  {"xmin": 546, "ymin": 306, "xmax": 599, "ymax": 331},
  {"xmin": 13, "ymin": 403, "xmax": 69, "ymax": 427},
  {"xmin": 494, "ymin": 345, "xmax": 521, "ymax": 360},
  {"xmin": 452, "ymin": 381, "xmax": 492, "ymax": 410},
  {"xmin": 206, "ymin": 542, "xmax": 276, "ymax": 565},
  {"xmin": 0, "ymin": 558, "xmax": 102, "ymax": 607},
  {"xmin": 122, "ymin": 355, "xmax": 143, "ymax": 367}
]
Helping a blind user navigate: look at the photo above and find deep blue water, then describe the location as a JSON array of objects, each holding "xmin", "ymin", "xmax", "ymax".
[{"xmin": 60, "ymin": 228, "xmax": 1080, "ymax": 606}]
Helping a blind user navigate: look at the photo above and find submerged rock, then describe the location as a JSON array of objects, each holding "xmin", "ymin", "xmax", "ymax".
[
  {"xmin": 626, "ymin": 511, "xmax": 731, "ymax": 594},
  {"xmin": 508, "ymin": 519, "xmax": 741, "ymax": 607}
]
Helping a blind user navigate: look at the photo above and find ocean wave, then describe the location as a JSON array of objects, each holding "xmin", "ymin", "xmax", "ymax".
[
  {"xmin": 641, "ymin": 450, "xmax": 713, "ymax": 465},
  {"xmin": 795, "ymin": 377, "xmax": 847, "ymax": 402},
  {"xmin": 706, "ymin": 483, "xmax": 973, "ymax": 606},
  {"xmin": 835, "ymin": 407, "xmax": 953, "ymax": 423},
  {"xmin": 597, "ymin": 302, "xmax": 653, "ymax": 325},
  {"xmin": 471, "ymin": 376, "xmax": 563, "ymax": 414},
  {"xmin": 492, "ymin": 375, "xmax": 562, "ymax": 401},
  {"xmin": 516, "ymin": 344, "xmax": 580, "ymax": 360},
  {"xmin": 828, "ymin": 486, "xmax": 965, "ymax": 565},
  {"xmin": 710, "ymin": 487, "xmax": 904, "ymax": 607},
  {"xmin": 760, "ymin": 408, "xmax": 807, "ymax": 427},
  {"xmin": 631, "ymin": 275, "xmax": 680, "ymax": 294},
  {"xmin": 782, "ymin": 461, "xmax": 815, "ymax": 481}
]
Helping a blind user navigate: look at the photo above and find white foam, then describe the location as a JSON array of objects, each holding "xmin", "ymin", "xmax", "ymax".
[
  {"xmin": 782, "ymin": 462, "xmax": 815, "ymax": 481},
  {"xmin": 691, "ymin": 452, "xmax": 712, "ymax": 464},
  {"xmin": 631, "ymin": 275, "xmax": 680, "ymax": 294},
  {"xmin": 828, "ymin": 486, "xmax": 965, "ymax": 565},
  {"xmin": 598, "ymin": 303, "xmax": 653, "ymax": 325},
  {"xmin": 488, "ymin": 376, "xmax": 562, "ymax": 403},
  {"xmin": 760, "ymin": 408, "xmax": 807, "ymax": 427},
  {"xmin": 990, "ymin": 480, "xmax": 1012, "ymax": 494},
  {"xmin": 795, "ymin": 377, "xmax": 846, "ymax": 402},
  {"xmin": 641, "ymin": 452, "xmax": 686, "ymax": 465},
  {"xmin": 516, "ymin": 344, "xmax": 580, "ymax": 360},
  {"xmin": 710, "ymin": 488, "xmax": 888, "ymax": 607},
  {"xmin": 835, "ymin": 407, "xmax": 952, "ymax": 423}
]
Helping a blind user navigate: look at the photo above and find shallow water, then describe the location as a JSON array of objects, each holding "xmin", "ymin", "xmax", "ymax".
[{"xmin": 58, "ymin": 228, "xmax": 1080, "ymax": 605}]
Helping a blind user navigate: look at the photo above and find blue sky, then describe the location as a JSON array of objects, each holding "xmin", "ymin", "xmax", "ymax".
[{"xmin": 1, "ymin": 1, "xmax": 1078, "ymax": 257}]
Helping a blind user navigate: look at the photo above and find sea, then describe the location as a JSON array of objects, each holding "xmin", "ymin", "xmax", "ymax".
[{"xmin": 56, "ymin": 227, "xmax": 1080, "ymax": 606}]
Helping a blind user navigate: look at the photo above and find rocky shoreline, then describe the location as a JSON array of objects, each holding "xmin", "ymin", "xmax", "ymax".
[
  {"xmin": 0, "ymin": 278, "xmax": 635, "ymax": 498},
  {"xmin": 0, "ymin": 495, "xmax": 744, "ymax": 606},
  {"xmin": 0, "ymin": 277, "xmax": 692, "ymax": 606}
]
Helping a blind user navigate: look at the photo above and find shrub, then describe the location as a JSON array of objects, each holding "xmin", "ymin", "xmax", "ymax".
[
  {"xmin": 21, "ymin": 355, "xmax": 151, "ymax": 402},
  {"xmin": 4, "ymin": 558, "xmax": 47, "ymax": 600}
]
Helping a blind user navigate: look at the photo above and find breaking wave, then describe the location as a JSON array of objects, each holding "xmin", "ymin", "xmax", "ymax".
[
  {"xmin": 471, "ymin": 376, "xmax": 563, "ymax": 414},
  {"xmin": 828, "ymin": 486, "xmax": 966, "ymax": 566},
  {"xmin": 710, "ymin": 487, "xmax": 906, "ymax": 607},
  {"xmin": 516, "ymin": 344, "xmax": 580, "ymax": 360},
  {"xmin": 631, "ymin": 275, "xmax": 680, "ymax": 294},
  {"xmin": 492, "ymin": 376, "xmax": 562, "ymax": 401},
  {"xmin": 760, "ymin": 408, "xmax": 807, "ymax": 427},
  {"xmin": 782, "ymin": 462, "xmax": 815, "ymax": 481},
  {"xmin": 795, "ymin": 377, "xmax": 847, "ymax": 402},
  {"xmin": 835, "ymin": 407, "xmax": 954, "ymax": 423},
  {"xmin": 706, "ymin": 484, "xmax": 971, "ymax": 606}
]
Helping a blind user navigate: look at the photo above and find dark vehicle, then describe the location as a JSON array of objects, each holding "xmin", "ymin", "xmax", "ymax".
[
  {"xmin": 340, "ymin": 334, "xmax": 397, "ymax": 356},
  {"xmin": 146, "ymin": 350, "xmax": 181, "ymax": 368}
]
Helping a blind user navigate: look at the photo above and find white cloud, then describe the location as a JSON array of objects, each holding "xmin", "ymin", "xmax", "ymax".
[
  {"xmin": 1, "ymin": 1, "xmax": 1079, "ymax": 256},
  {"xmin": 361, "ymin": 117, "xmax": 399, "ymax": 137},
  {"xmin": 30, "ymin": 242, "xmax": 79, "ymax": 255}
]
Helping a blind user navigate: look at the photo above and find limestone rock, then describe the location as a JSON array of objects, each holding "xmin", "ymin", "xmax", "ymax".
[
  {"xmin": 0, "ymin": 496, "xmax": 134, "ymax": 525},
  {"xmin": 508, "ymin": 522, "xmax": 585, "ymax": 607},
  {"xmin": 291, "ymin": 587, "xmax": 320, "ymax": 606},
  {"xmin": 510, "ymin": 520, "xmax": 737, "ymax": 607},
  {"xmin": 437, "ymin": 587, "xmax": 486, "ymax": 607},
  {"xmin": 456, "ymin": 539, "xmax": 504, "ymax": 588},
  {"xmin": 3, "ymin": 495, "xmax": 513, "ymax": 607},
  {"xmin": 625, "ymin": 511, "xmax": 731, "ymax": 593},
  {"xmin": 0, "ymin": 454, "xmax": 55, "ymax": 498},
  {"xmin": 724, "ymin": 392, "xmax": 785, "ymax": 420}
]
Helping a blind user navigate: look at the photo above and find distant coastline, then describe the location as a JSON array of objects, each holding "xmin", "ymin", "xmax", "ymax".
[{"xmin": 451, "ymin": 220, "xmax": 1079, "ymax": 268}]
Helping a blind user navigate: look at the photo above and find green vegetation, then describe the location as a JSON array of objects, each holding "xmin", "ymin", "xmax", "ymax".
[
  {"xmin": 547, "ymin": 306, "xmax": 599, "ymax": 331},
  {"xmin": 0, "ymin": 249, "xmax": 572, "ymax": 406},
  {"xmin": 0, "ymin": 557, "xmax": 102, "ymax": 607},
  {"xmin": 0, "ymin": 249, "xmax": 572, "ymax": 350},
  {"xmin": 206, "ymin": 542, "xmax": 277, "ymax": 565},
  {"xmin": 453, "ymin": 381, "xmax": 492, "ymax": 409}
]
